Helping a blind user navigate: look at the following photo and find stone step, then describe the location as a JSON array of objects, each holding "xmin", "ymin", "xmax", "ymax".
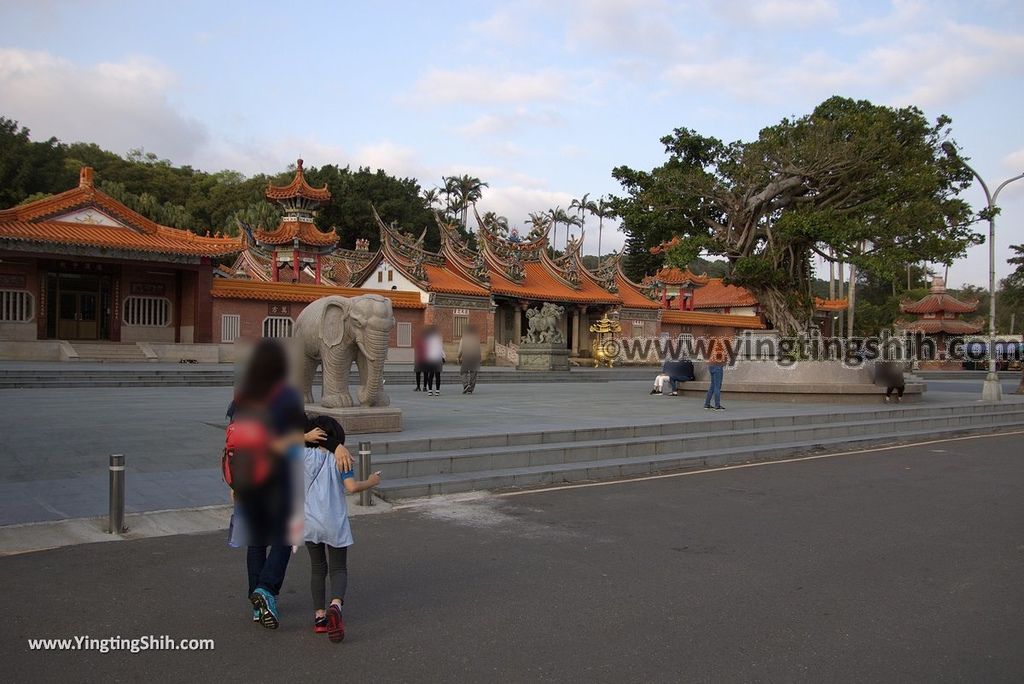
[
  {"xmin": 370, "ymin": 401, "xmax": 1018, "ymax": 456},
  {"xmin": 378, "ymin": 416, "xmax": 1024, "ymax": 499},
  {"xmin": 373, "ymin": 406, "xmax": 1024, "ymax": 479}
]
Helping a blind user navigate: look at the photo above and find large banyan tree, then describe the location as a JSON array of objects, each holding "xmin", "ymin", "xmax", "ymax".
[{"xmin": 613, "ymin": 97, "xmax": 979, "ymax": 335}]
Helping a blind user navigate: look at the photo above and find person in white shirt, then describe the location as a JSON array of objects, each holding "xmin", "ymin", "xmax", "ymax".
[{"xmin": 422, "ymin": 325, "xmax": 446, "ymax": 396}]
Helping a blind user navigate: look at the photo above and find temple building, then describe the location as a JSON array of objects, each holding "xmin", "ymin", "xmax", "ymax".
[
  {"xmin": 0, "ymin": 163, "xmax": 834, "ymax": 362},
  {"xmin": 0, "ymin": 167, "xmax": 241, "ymax": 346},
  {"xmin": 897, "ymin": 276, "xmax": 983, "ymax": 364}
]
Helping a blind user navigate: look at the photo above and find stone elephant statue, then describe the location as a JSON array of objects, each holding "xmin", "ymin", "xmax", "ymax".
[{"xmin": 292, "ymin": 294, "xmax": 394, "ymax": 408}]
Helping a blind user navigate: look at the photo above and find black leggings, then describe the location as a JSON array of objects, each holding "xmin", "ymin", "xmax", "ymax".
[
  {"xmin": 415, "ymin": 368, "xmax": 423, "ymax": 389},
  {"xmin": 306, "ymin": 542, "xmax": 348, "ymax": 608},
  {"xmin": 886, "ymin": 385, "xmax": 905, "ymax": 398},
  {"xmin": 425, "ymin": 363, "xmax": 442, "ymax": 390}
]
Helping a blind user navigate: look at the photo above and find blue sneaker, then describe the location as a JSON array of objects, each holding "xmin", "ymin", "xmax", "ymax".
[
  {"xmin": 252, "ymin": 606, "xmax": 260, "ymax": 622},
  {"xmin": 250, "ymin": 588, "xmax": 280, "ymax": 630}
]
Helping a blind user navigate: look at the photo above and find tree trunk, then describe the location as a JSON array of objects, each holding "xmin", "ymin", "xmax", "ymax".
[{"xmin": 751, "ymin": 285, "xmax": 810, "ymax": 336}]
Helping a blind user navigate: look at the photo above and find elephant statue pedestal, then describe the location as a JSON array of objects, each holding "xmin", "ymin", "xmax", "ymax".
[
  {"xmin": 516, "ymin": 342, "xmax": 570, "ymax": 371},
  {"xmin": 305, "ymin": 404, "xmax": 403, "ymax": 434}
]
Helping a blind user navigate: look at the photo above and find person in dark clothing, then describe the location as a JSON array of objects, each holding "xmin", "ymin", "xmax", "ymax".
[
  {"xmin": 413, "ymin": 331, "xmax": 426, "ymax": 391},
  {"xmin": 875, "ymin": 360, "xmax": 906, "ymax": 403},
  {"xmin": 655, "ymin": 359, "xmax": 696, "ymax": 396},
  {"xmin": 227, "ymin": 339, "xmax": 306, "ymax": 630}
]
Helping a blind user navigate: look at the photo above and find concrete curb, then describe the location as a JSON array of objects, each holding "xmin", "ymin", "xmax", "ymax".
[{"xmin": 0, "ymin": 495, "xmax": 392, "ymax": 557}]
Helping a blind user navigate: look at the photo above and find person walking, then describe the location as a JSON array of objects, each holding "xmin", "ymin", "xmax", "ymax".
[
  {"xmin": 703, "ymin": 336, "xmax": 728, "ymax": 411},
  {"xmin": 423, "ymin": 325, "xmax": 445, "ymax": 396},
  {"xmin": 225, "ymin": 339, "xmax": 307, "ymax": 630},
  {"xmin": 458, "ymin": 325, "xmax": 482, "ymax": 394},
  {"xmin": 301, "ymin": 415, "xmax": 380, "ymax": 642}
]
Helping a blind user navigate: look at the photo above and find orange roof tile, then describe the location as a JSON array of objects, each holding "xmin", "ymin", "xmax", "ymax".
[
  {"xmin": 265, "ymin": 159, "xmax": 331, "ymax": 203},
  {"xmin": 652, "ymin": 266, "xmax": 710, "ymax": 286},
  {"xmin": 897, "ymin": 318, "xmax": 983, "ymax": 334},
  {"xmin": 690, "ymin": 278, "xmax": 757, "ymax": 309},
  {"xmin": 0, "ymin": 167, "xmax": 242, "ymax": 258},
  {"xmin": 0, "ymin": 219, "xmax": 242, "ymax": 257},
  {"xmin": 660, "ymin": 309, "xmax": 766, "ymax": 329},
  {"xmin": 489, "ymin": 261, "xmax": 620, "ymax": 304},
  {"xmin": 900, "ymin": 293, "xmax": 977, "ymax": 315},
  {"xmin": 423, "ymin": 264, "xmax": 490, "ymax": 297},
  {"xmin": 615, "ymin": 272, "xmax": 660, "ymax": 309},
  {"xmin": 211, "ymin": 279, "xmax": 424, "ymax": 308},
  {"xmin": 254, "ymin": 218, "xmax": 337, "ymax": 247}
]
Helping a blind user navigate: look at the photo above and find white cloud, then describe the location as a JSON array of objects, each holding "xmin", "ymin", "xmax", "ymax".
[
  {"xmin": 458, "ymin": 108, "xmax": 565, "ymax": 138},
  {"xmin": 406, "ymin": 67, "xmax": 577, "ymax": 106},
  {"xmin": 1004, "ymin": 148, "xmax": 1024, "ymax": 173},
  {"xmin": 0, "ymin": 48, "xmax": 207, "ymax": 160},
  {"xmin": 663, "ymin": 20, "xmax": 1024, "ymax": 107},
  {"xmin": 566, "ymin": 0, "xmax": 681, "ymax": 55},
  {"xmin": 713, "ymin": 0, "xmax": 838, "ymax": 26}
]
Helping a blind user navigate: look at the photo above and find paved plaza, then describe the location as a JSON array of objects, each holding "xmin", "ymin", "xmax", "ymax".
[
  {"xmin": 2, "ymin": 434, "xmax": 1022, "ymax": 681},
  {"xmin": 0, "ymin": 372, "xmax": 1020, "ymax": 525}
]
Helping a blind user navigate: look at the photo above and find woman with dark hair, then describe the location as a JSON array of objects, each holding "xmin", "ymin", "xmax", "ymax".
[{"xmin": 227, "ymin": 338, "xmax": 306, "ymax": 630}]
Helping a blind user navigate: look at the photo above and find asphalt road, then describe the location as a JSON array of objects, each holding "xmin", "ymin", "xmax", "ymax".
[{"xmin": 2, "ymin": 432, "xmax": 1022, "ymax": 683}]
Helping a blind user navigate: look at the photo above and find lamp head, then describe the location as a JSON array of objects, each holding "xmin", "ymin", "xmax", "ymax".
[{"xmin": 941, "ymin": 142, "xmax": 958, "ymax": 158}]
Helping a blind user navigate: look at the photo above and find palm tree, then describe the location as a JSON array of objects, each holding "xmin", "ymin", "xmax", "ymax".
[
  {"xmin": 588, "ymin": 196, "xmax": 615, "ymax": 262},
  {"xmin": 569, "ymin": 193, "xmax": 595, "ymax": 252},
  {"xmin": 444, "ymin": 175, "xmax": 489, "ymax": 230},
  {"xmin": 547, "ymin": 206, "xmax": 570, "ymax": 254},
  {"xmin": 421, "ymin": 187, "xmax": 441, "ymax": 210},
  {"xmin": 481, "ymin": 211, "xmax": 509, "ymax": 237},
  {"xmin": 563, "ymin": 214, "xmax": 583, "ymax": 251}
]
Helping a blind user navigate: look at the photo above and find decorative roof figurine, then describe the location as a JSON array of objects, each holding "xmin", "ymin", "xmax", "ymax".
[
  {"xmin": 506, "ymin": 248, "xmax": 525, "ymax": 282},
  {"xmin": 508, "ymin": 228, "xmax": 521, "ymax": 243},
  {"xmin": 472, "ymin": 250, "xmax": 490, "ymax": 284}
]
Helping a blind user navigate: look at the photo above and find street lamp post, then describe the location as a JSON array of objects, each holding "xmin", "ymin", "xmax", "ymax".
[{"xmin": 942, "ymin": 142, "xmax": 1024, "ymax": 401}]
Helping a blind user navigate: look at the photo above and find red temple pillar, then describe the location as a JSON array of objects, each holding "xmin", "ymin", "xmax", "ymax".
[
  {"xmin": 292, "ymin": 249, "xmax": 300, "ymax": 282},
  {"xmin": 677, "ymin": 292, "xmax": 686, "ymax": 311},
  {"xmin": 660, "ymin": 288, "xmax": 668, "ymax": 308},
  {"xmin": 315, "ymin": 254, "xmax": 322, "ymax": 284},
  {"xmin": 195, "ymin": 260, "xmax": 213, "ymax": 343},
  {"xmin": 271, "ymin": 250, "xmax": 279, "ymax": 282}
]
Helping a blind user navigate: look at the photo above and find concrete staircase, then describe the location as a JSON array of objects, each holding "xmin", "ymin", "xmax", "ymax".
[
  {"xmin": 69, "ymin": 342, "xmax": 151, "ymax": 363},
  {"xmin": 373, "ymin": 402, "xmax": 1024, "ymax": 500}
]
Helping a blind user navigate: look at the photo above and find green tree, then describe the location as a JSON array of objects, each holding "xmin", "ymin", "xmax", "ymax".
[
  {"xmin": 569, "ymin": 193, "xmax": 594, "ymax": 252},
  {"xmin": 0, "ymin": 117, "xmax": 72, "ymax": 207},
  {"xmin": 588, "ymin": 196, "xmax": 616, "ymax": 262},
  {"xmin": 612, "ymin": 97, "xmax": 979, "ymax": 334}
]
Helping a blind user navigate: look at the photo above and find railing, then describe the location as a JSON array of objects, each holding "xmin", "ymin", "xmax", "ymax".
[{"xmin": 495, "ymin": 341, "xmax": 519, "ymax": 365}]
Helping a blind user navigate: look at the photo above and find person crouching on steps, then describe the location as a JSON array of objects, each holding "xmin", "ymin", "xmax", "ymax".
[{"xmin": 302, "ymin": 415, "xmax": 381, "ymax": 642}]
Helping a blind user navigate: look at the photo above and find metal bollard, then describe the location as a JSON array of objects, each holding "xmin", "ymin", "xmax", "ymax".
[
  {"xmin": 108, "ymin": 454, "xmax": 126, "ymax": 533},
  {"xmin": 358, "ymin": 441, "xmax": 373, "ymax": 507}
]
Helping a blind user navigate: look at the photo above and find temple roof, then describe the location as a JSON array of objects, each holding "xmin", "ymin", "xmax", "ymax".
[
  {"xmin": 901, "ymin": 277, "xmax": 978, "ymax": 314},
  {"xmin": 897, "ymin": 318, "xmax": 983, "ymax": 335},
  {"xmin": 814, "ymin": 297, "xmax": 849, "ymax": 312},
  {"xmin": 253, "ymin": 217, "xmax": 338, "ymax": 247},
  {"xmin": 648, "ymin": 266, "xmax": 710, "ymax": 287},
  {"xmin": 0, "ymin": 167, "xmax": 243, "ymax": 258},
  {"xmin": 211, "ymin": 278, "xmax": 425, "ymax": 308},
  {"xmin": 265, "ymin": 159, "xmax": 331, "ymax": 204},
  {"xmin": 691, "ymin": 278, "xmax": 758, "ymax": 309}
]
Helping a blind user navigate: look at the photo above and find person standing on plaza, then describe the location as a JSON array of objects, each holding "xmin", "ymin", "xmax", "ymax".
[
  {"xmin": 413, "ymin": 329, "xmax": 427, "ymax": 392},
  {"xmin": 875, "ymin": 359, "xmax": 907, "ymax": 403},
  {"xmin": 225, "ymin": 339, "xmax": 306, "ymax": 630},
  {"xmin": 458, "ymin": 325, "xmax": 483, "ymax": 394},
  {"xmin": 423, "ymin": 325, "xmax": 446, "ymax": 396},
  {"xmin": 703, "ymin": 336, "xmax": 728, "ymax": 411}
]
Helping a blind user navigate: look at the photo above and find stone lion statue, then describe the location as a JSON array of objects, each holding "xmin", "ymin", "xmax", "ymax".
[{"xmin": 523, "ymin": 303, "xmax": 565, "ymax": 344}]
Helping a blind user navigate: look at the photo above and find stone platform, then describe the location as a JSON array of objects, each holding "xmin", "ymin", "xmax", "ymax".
[
  {"xmin": 674, "ymin": 359, "xmax": 925, "ymax": 404},
  {"xmin": 304, "ymin": 404, "xmax": 403, "ymax": 434},
  {"xmin": 517, "ymin": 342, "xmax": 570, "ymax": 371}
]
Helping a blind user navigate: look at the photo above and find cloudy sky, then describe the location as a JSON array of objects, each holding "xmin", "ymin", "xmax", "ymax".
[{"xmin": 1, "ymin": 0, "xmax": 1022, "ymax": 287}]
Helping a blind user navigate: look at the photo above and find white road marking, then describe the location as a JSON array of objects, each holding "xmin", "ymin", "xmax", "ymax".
[{"xmin": 497, "ymin": 429, "xmax": 1024, "ymax": 498}]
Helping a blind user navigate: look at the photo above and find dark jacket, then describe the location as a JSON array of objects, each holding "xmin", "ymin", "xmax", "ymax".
[{"xmin": 663, "ymin": 359, "xmax": 695, "ymax": 383}]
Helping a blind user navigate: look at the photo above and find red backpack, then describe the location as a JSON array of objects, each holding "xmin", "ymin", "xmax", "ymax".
[{"xmin": 222, "ymin": 385, "xmax": 283, "ymax": 493}]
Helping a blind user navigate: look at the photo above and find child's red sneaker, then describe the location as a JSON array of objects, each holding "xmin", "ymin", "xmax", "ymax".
[
  {"xmin": 314, "ymin": 615, "xmax": 328, "ymax": 634},
  {"xmin": 326, "ymin": 604, "xmax": 345, "ymax": 643}
]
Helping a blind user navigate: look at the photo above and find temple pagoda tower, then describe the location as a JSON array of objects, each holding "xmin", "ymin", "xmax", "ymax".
[
  {"xmin": 253, "ymin": 159, "xmax": 338, "ymax": 283},
  {"xmin": 898, "ymin": 276, "xmax": 983, "ymax": 363}
]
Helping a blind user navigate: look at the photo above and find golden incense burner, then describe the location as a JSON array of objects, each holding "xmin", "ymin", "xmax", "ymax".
[{"xmin": 589, "ymin": 312, "xmax": 622, "ymax": 368}]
